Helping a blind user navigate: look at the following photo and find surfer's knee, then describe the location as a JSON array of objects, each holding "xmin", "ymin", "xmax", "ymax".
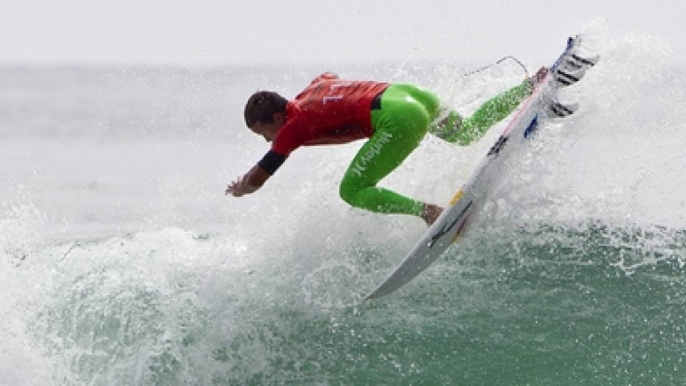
[
  {"xmin": 338, "ymin": 181, "xmax": 356, "ymax": 207},
  {"xmin": 339, "ymin": 176, "xmax": 365, "ymax": 209},
  {"xmin": 338, "ymin": 178, "xmax": 387, "ymax": 213}
]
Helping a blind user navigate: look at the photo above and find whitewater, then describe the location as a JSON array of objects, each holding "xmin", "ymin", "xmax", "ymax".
[{"xmin": 2, "ymin": 24, "xmax": 686, "ymax": 385}]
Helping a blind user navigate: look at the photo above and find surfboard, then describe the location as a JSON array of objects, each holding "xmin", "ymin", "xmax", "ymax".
[{"xmin": 366, "ymin": 35, "xmax": 599, "ymax": 300}]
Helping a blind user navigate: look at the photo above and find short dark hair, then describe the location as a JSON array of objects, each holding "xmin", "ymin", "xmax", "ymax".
[{"xmin": 244, "ymin": 91, "xmax": 288, "ymax": 127}]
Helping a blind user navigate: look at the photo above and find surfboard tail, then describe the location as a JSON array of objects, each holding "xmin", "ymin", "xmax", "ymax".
[{"xmin": 365, "ymin": 34, "xmax": 600, "ymax": 300}]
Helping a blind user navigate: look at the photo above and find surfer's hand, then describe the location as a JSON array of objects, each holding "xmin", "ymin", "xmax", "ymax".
[
  {"xmin": 226, "ymin": 178, "xmax": 246, "ymax": 197},
  {"xmin": 226, "ymin": 166, "xmax": 269, "ymax": 197}
]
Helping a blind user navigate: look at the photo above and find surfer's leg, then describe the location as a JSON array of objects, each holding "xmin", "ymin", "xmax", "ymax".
[
  {"xmin": 430, "ymin": 80, "xmax": 532, "ymax": 145},
  {"xmin": 339, "ymin": 84, "xmax": 437, "ymax": 219}
]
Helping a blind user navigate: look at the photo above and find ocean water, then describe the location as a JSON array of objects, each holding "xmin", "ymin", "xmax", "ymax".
[{"xmin": 2, "ymin": 26, "xmax": 686, "ymax": 385}]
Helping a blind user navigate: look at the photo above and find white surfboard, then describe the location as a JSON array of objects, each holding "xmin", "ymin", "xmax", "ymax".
[{"xmin": 366, "ymin": 35, "xmax": 599, "ymax": 299}]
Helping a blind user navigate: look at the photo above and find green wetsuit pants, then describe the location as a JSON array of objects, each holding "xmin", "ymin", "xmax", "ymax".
[{"xmin": 339, "ymin": 80, "xmax": 532, "ymax": 217}]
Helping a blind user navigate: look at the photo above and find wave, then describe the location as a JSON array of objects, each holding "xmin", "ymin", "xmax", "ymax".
[
  {"xmin": 3, "ymin": 22, "xmax": 686, "ymax": 384},
  {"xmin": 3, "ymin": 220, "xmax": 682, "ymax": 384}
]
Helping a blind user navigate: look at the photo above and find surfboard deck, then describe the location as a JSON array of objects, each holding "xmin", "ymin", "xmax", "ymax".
[{"xmin": 366, "ymin": 35, "xmax": 599, "ymax": 300}]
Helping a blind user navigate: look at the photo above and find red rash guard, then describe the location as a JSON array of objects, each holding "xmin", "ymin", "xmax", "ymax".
[{"xmin": 269, "ymin": 73, "xmax": 389, "ymax": 159}]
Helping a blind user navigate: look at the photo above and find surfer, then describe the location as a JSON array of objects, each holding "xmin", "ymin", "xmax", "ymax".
[{"xmin": 226, "ymin": 69, "xmax": 548, "ymax": 225}]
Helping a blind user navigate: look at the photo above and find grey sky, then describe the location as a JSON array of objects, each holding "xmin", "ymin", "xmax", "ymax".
[{"xmin": 3, "ymin": 0, "xmax": 683, "ymax": 67}]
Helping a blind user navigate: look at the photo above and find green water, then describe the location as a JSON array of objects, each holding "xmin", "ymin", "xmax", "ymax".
[
  {"xmin": 214, "ymin": 224, "xmax": 686, "ymax": 386},
  {"xmin": 27, "ymin": 223, "xmax": 686, "ymax": 385}
]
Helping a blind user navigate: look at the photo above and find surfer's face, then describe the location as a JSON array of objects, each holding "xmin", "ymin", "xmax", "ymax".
[{"xmin": 249, "ymin": 113, "xmax": 284, "ymax": 142}]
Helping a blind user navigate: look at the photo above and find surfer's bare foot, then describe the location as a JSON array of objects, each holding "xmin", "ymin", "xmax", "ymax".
[
  {"xmin": 421, "ymin": 203, "xmax": 443, "ymax": 226},
  {"xmin": 529, "ymin": 66, "xmax": 549, "ymax": 89}
]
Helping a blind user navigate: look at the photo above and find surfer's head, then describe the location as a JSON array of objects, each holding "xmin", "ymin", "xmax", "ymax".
[
  {"xmin": 244, "ymin": 91, "xmax": 287, "ymax": 127},
  {"xmin": 244, "ymin": 91, "xmax": 287, "ymax": 142}
]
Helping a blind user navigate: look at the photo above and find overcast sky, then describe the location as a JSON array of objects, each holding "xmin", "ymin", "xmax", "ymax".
[{"xmin": 2, "ymin": 0, "xmax": 684, "ymax": 67}]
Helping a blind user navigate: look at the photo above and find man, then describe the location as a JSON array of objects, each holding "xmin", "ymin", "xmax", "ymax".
[{"xmin": 226, "ymin": 69, "xmax": 546, "ymax": 225}]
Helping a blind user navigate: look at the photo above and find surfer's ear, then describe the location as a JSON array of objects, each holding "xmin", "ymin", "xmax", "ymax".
[{"xmin": 273, "ymin": 112, "xmax": 285, "ymax": 126}]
